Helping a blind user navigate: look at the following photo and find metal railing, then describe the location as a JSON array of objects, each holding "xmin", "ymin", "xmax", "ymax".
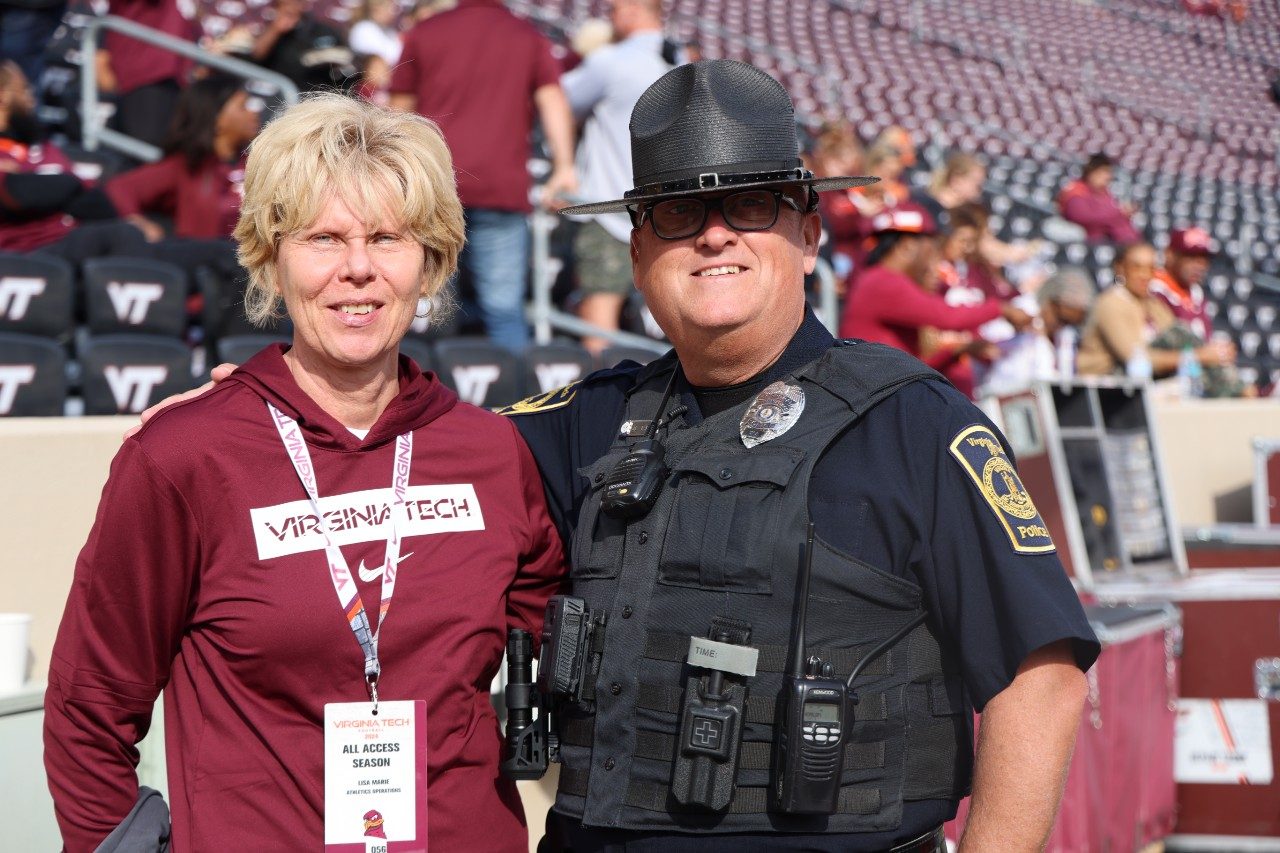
[{"xmin": 80, "ymin": 16, "xmax": 299, "ymax": 163}]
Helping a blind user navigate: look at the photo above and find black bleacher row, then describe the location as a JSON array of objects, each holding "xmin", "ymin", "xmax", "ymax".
[{"xmin": 0, "ymin": 252, "xmax": 660, "ymax": 417}]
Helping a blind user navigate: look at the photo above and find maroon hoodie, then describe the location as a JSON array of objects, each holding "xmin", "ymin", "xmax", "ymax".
[{"xmin": 45, "ymin": 345, "xmax": 565, "ymax": 852}]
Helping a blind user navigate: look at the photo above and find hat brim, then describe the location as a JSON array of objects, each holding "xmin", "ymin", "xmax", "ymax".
[{"xmin": 559, "ymin": 175, "xmax": 879, "ymax": 216}]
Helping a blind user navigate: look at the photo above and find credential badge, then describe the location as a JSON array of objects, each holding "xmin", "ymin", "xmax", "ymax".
[{"xmin": 740, "ymin": 381, "xmax": 805, "ymax": 448}]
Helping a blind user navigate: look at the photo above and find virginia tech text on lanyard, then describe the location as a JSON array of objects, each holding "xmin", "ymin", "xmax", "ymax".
[{"xmin": 268, "ymin": 402, "xmax": 413, "ymax": 712}]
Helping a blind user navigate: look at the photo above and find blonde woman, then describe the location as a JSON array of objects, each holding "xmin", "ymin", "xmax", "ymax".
[{"xmin": 45, "ymin": 94, "xmax": 565, "ymax": 852}]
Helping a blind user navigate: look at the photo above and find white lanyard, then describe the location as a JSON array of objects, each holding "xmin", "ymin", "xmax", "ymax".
[{"xmin": 267, "ymin": 402, "xmax": 413, "ymax": 708}]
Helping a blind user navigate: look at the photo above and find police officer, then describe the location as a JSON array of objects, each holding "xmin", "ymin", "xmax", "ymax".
[{"xmin": 503, "ymin": 60, "xmax": 1099, "ymax": 852}]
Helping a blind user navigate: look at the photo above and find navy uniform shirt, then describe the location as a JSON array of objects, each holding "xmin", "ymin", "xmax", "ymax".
[{"xmin": 503, "ymin": 311, "xmax": 1100, "ymax": 850}]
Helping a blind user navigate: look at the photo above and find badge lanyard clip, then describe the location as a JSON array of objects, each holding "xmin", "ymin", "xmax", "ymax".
[{"xmin": 268, "ymin": 403, "xmax": 412, "ymax": 709}]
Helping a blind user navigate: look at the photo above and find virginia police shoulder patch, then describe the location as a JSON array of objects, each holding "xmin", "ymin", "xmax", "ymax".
[
  {"xmin": 493, "ymin": 382, "xmax": 579, "ymax": 416},
  {"xmin": 948, "ymin": 425, "xmax": 1055, "ymax": 554}
]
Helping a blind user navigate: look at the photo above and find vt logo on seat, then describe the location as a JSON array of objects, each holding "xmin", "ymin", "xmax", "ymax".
[
  {"xmin": 104, "ymin": 365, "xmax": 168, "ymax": 411},
  {"xmin": 106, "ymin": 281, "xmax": 165, "ymax": 325},
  {"xmin": 0, "ymin": 277, "xmax": 45, "ymax": 321}
]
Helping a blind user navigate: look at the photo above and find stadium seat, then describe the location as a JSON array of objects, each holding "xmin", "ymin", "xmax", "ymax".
[
  {"xmin": 398, "ymin": 337, "xmax": 435, "ymax": 376},
  {"xmin": 79, "ymin": 335, "xmax": 196, "ymax": 415},
  {"xmin": 196, "ymin": 263, "xmax": 279, "ymax": 344},
  {"xmin": 523, "ymin": 341, "xmax": 594, "ymax": 394},
  {"xmin": 0, "ymin": 332, "xmax": 68, "ymax": 416},
  {"xmin": 597, "ymin": 345, "xmax": 662, "ymax": 371},
  {"xmin": 216, "ymin": 334, "xmax": 290, "ymax": 367},
  {"xmin": 0, "ymin": 253, "xmax": 75, "ymax": 339},
  {"xmin": 431, "ymin": 337, "xmax": 522, "ymax": 408},
  {"xmin": 83, "ymin": 257, "xmax": 188, "ymax": 338}
]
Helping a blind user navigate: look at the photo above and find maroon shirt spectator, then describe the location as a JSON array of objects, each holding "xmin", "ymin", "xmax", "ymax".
[
  {"xmin": 389, "ymin": 0, "xmax": 564, "ymax": 212},
  {"xmin": 103, "ymin": 0, "xmax": 196, "ymax": 95},
  {"xmin": 1150, "ymin": 226, "xmax": 1214, "ymax": 340},
  {"xmin": 106, "ymin": 154, "xmax": 246, "ymax": 239},
  {"xmin": 841, "ymin": 264, "xmax": 1002, "ymax": 361},
  {"xmin": 100, "ymin": 0, "xmax": 199, "ymax": 150},
  {"xmin": 0, "ymin": 139, "xmax": 80, "ymax": 251},
  {"xmin": 1057, "ymin": 153, "xmax": 1139, "ymax": 244},
  {"xmin": 105, "ymin": 77, "xmax": 260, "ymax": 240},
  {"xmin": 840, "ymin": 204, "xmax": 1028, "ymax": 398}
]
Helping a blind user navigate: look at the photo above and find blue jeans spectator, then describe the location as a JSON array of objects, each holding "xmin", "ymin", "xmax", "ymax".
[
  {"xmin": 0, "ymin": 2, "xmax": 67, "ymax": 85},
  {"xmin": 460, "ymin": 207, "xmax": 530, "ymax": 352}
]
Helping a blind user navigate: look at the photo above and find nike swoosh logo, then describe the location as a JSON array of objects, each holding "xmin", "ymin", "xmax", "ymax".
[{"xmin": 356, "ymin": 552, "xmax": 414, "ymax": 582}]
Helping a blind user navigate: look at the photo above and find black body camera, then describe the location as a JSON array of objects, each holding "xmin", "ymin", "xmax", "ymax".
[{"xmin": 538, "ymin": 595, "xmax": 607, "ymax": 704}]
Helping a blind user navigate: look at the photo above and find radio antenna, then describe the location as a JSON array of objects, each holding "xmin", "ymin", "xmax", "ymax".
[{"xmin": 787, "ymin": 522, "xmax": 816, "ymax": 679}]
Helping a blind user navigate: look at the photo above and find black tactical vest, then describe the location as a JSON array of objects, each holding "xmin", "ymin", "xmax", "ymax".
[{"xmin": 554, "ymin": 342, "xmax": 971, "ymax": 834}]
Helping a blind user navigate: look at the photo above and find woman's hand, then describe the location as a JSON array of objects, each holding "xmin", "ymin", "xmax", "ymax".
[
  {"xmin": 126, "ymin": 214, "xmax": 165, "ymax": 243},
  {"xmin": 1000, "ymin": 302, "xmax": 1034, "ymax": 331}
]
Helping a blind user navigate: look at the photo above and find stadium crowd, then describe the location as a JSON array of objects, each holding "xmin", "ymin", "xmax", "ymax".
[{"xmin": 0, "ymin": 0, "xmax": 1274, "ymax": 418}]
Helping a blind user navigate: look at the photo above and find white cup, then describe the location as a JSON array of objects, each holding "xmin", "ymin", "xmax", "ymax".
[{"xmin": 0, "ymin": 613, "xmax": 32, "ymax": 694}]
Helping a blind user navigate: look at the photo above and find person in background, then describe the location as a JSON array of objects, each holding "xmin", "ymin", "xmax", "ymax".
[
  {"xmin": 352, "ymin": 52, "xmax": 391, "ymax": 106},
  {"xmin": 840, "ymin": 203, "xmax": 1031, "ymax": 397},
  {"xmin": 913, "ymin": 150, "xmax": 985, "ymax": 228},
  {"xmin": 562, "ymin": 0, "xmax": 674, "ymax": 355},
  {"xmin": 0, "ymin": 0, "xmax": 67, "ymax": 85},
  {"xmin": 251, "ymin": 0, "xmax": 351, "ymax": 94},
  {"xmin": 96, "ymin": 0, "xmax": 198, "ymax": 151},
  {"xmin": 568, "ymin": 16, "xmax": 613, "ymax": 64},
  {"xmin": 809, "ymin": 121, "xmax": 866, "ymax": 290},
  {"xmin": 930, "ymin": 205, "xmax": 1003, "ymax": 395},
  {"xmin": 389, "ymin": 0, "xmax": 577, "ymax": 351},
  {"xmin": 1151, "ymin": 225, "xmax": 1213, "ymax": 341},
  {"xmin": 409, "ymin": 0, "xmax": 455, "ymax": 25},
  {"xmin": 45, "ymin": 93, "xmax": 564, "ymax": 853},
  {"xmin": 348, "ymin": 0, "xmax": 402, "ymax": 66},
  {"xmin": 1077, "ymin": 241, "xmax": 1233, "ymax": 377},
  {"xmin": 0, "ymin": 61, "xmax": 145, "ymax": 259},
  {"xmin": 105, "ymin": 74, "xmax": 261, "ymax": 242},
  {"xmin": 980, "ymin": 266, "xmax": 1096, "ymax": 396},
  {"xmin": 863, "ymin": 131, "xmax": 910, "ymax": 207},
  {"xmin": 1057, "ymin": 152, "xmax": 1140, "ymax": 244}
]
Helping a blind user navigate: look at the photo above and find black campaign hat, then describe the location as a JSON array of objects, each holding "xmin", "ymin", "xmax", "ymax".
[{"xmin": 560, "ymin": 60, "xmax": 877, "ymax": 216}]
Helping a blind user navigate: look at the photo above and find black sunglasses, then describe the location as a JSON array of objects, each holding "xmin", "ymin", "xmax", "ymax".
[{"xmin": 627, "ymin": 188, "xmax": 814, "ymax": 240}]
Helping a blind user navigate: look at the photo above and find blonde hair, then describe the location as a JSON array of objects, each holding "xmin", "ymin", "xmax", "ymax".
[
  {"xmin": 928, "ymin": 151, "xmax": 983, "ymax": 195},
  {"xmin": 234, "ymin": 93, "xmax": 465, "ymax": 327}
]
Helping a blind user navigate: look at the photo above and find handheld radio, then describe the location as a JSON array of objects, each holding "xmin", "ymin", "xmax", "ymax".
[{"xmin": 773, "ymin": 523, "xmax": 847, "ymax": 814}]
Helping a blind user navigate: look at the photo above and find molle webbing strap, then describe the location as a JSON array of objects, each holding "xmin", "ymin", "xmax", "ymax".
[
  {"xmin": 558, "ymin": 768, "xmax": 883, "ymax": 816},
  {"xmin": 623, "ymin": 780, "xmax": 883, "ymax": 816},
  {"xmin": 631, "ymin": 730, "xmax": 886, "ymax": 773},
  {"xmin": 642, "ymin": 631, "xmax": 890, "ymax": 679},
  {"xmin": 634, "ymin": 681, "xmax": 890, "ymax": 725}
]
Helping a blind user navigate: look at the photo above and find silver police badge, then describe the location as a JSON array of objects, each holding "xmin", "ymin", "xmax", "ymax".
[{"xmin": 740, "ymin": 381, "xmax": 805, "ymax": 448}]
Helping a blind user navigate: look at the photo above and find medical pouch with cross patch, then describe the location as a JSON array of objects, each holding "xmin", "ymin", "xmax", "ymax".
[{"xmin": 671, "ymin": 618, "xmax": 756, "ymax": 811}]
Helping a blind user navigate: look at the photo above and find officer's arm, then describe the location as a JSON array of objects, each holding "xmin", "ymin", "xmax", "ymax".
[{"xmin": 958, "ymin": 639, "xmax": 1087, "ymax": 852}]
